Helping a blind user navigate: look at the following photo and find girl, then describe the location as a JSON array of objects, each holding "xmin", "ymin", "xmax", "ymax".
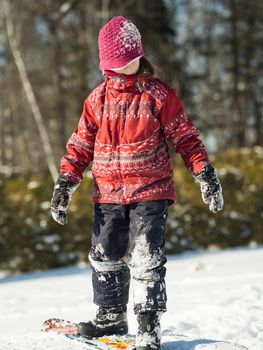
[{"xmin": 49, "ymin": 16, "xmax": 223, "ymax": 350}]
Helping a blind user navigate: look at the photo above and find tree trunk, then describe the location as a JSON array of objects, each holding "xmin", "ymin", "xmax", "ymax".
[
  {"xmin": 229, "ymin": 0, "xmax": 246, "ymax": 148},
  {"xmin": 49, "ymin": 19, "xmax": 67, "ymax": 152}
]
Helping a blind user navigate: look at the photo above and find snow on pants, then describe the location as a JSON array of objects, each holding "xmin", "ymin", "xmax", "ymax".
[{"xmin": 89, "ymin": 199, "xmax": 169, "ymax": 314}]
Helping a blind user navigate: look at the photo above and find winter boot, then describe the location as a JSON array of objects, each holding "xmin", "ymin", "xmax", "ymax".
[
  {"xmin": 77, "ymin": 306, "xmax": 128, "ymax": 338},
  {"xmin": 136, "ymin": 312, "xmax": 161, "ymax": 350}
]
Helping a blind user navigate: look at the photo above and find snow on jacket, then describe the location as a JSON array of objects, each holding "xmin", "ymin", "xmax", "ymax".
[{"xmin": 60, "ymin": 71, "xmax": 209, "ymax": 205}]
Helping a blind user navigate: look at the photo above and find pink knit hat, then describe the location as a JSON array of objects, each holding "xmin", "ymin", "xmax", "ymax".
[{"xmin": 98, "ymin": 16, "xmax": 144, "ymax": 70}]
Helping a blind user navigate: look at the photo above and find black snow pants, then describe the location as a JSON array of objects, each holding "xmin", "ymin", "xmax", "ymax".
[{"xmin": 89, "ymin": 199, "xmax": 169, "ymax": 314}]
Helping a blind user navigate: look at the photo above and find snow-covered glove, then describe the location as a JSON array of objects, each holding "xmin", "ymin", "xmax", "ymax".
[
  {"xmin": 51, "ymin": 174, "xmax": 79, "ymax": 225},
  {"xmin": 193, "ymin": 163, "xmax": 224, "ymax": 213}
]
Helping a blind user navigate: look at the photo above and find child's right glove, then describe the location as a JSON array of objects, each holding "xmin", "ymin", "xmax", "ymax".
[
  {"xmin": 193, "ymin": 163, "xmax": 224, "ymax": 213},
  {"xmin": 51, "ymin": 174, "xmax": 79, "ymax": 225}
]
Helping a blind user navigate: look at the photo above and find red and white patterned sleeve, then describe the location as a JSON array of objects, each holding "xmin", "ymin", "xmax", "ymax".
[
  {"xmin": 160, "ymin": 89, "xmax": 209, "ymax": 174},
  {"xmin": 60, "ymin": 99, "xmax": 98, "ymax": 183}
]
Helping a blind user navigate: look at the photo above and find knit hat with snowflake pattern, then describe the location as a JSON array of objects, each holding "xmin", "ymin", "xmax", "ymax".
[{"xmin": 98, "ymin": 16, "xmax": 144, "ymax": 70}]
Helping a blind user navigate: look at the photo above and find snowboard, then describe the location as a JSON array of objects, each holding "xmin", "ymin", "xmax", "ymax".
[
  {"xmin": 42, "ymin": 318, "xmax": 136, "ymax": 350},
  {"xmin": 42, "ymin": 318, "xmax": 248, "ymax": 350}
]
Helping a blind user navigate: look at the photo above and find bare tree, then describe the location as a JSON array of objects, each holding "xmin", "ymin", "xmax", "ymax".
[{"xmin": 3, "ymin": 0, "xmax": 58, "ymax": 181}]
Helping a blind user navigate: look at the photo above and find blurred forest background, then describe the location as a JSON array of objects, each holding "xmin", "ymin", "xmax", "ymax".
[{"xmin": 0, "ymin": 0, "xmax": 262, "ymax": 274}]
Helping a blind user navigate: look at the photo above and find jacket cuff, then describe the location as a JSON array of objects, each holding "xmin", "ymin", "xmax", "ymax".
[
  {"xmin": 192, "ymin": 161, "xmax": 207, "ymax": 175},
  {"xmin": 59, "ymin": 172, "xmax": 81, "ymax": 185}
]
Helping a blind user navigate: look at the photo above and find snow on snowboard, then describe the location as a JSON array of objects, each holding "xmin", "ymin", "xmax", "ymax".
[{"xmin": 42, "ymin": 318, "xmax": 248, "ymax": 350}]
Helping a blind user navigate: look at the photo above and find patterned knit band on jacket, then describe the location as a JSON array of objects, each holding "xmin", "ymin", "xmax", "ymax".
[{"xmin": 60, "ymin": 72, "xmax": 209, "ymax": 205}]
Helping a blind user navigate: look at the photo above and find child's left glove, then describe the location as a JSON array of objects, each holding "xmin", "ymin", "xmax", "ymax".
[
  {"xmin": 193, "ymin": 163, "xmax": 224, "ymax": 213},
  {"xmin": 51, "ymin": 174, "xmax": 79, "ymax": 225}
]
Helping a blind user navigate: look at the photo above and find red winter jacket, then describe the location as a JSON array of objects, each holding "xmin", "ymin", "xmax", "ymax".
[{"xmin": 60, "ymin": 71, "xmax": 209, "ymax": 205}]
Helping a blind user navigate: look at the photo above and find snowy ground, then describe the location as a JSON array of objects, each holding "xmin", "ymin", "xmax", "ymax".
[{"xmin": 0, "ymin": 247, "xmax": 262, "ymax": 350}]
